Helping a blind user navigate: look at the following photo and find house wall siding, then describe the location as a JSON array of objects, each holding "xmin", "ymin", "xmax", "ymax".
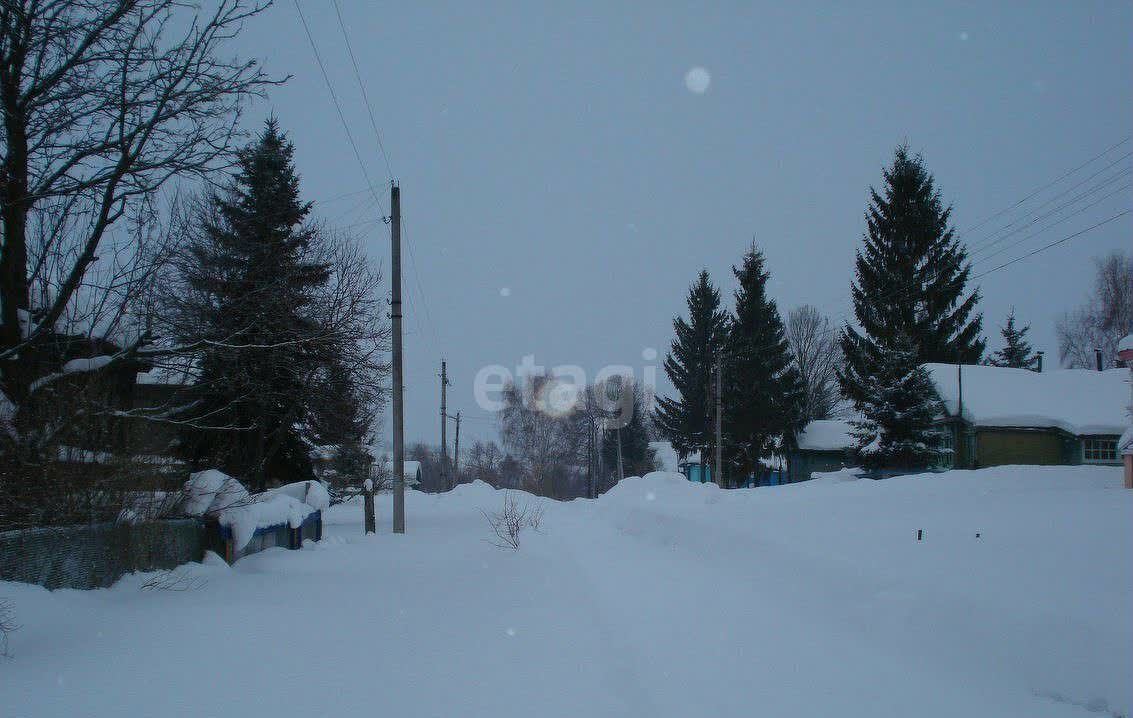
[
  {"xmin": 974, "ymin": 429, "xmax": 1068, "ymax": 467},
  {"xmin": 788, "ymin": 451, "xmax": 848, "ymax": 483}
]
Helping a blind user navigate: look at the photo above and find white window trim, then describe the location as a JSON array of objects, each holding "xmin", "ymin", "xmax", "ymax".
[{"xmin": 1082, "ymin": 437, "xmax": 1118, "ymax": 464}]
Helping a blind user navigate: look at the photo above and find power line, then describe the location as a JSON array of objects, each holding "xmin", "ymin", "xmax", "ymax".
[
  {"xmin": 972, "ymin": 210, "xmax": 1130, "ymax": 280},
  {"xmin": 331, "ymin": 0, "xmax": 395, "ymax": 182},
  {"xmin": 973, "ymin": 177, "xmax": 1131, "ymax": 265},
  {"xmin": 957, "ymin": 136, "xmax": 1130, "ymax": 238},
  {"xmin": 292, "ymin": 0, "xmax": 387, "ymax": 219},
  {"xmin": 328, "ymin": 0, "xmax": 440, "ymax": 354},
  {"xmin": 967, "ymin": 154, "xmax": 1132, "ymax": 259}
]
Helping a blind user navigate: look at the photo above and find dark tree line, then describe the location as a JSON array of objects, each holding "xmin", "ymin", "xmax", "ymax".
[{"xmin": 657, "ymin": 145, "xmax": 987, "ymax": 479}]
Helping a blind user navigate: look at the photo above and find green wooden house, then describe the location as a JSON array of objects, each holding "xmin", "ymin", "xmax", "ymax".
[
  {"xmin": 787, "ymin": 420, "xmax": 856, "ymax": 483},
  {"xmin": 924, "ymin": 363, "xmax": 1128, "ymax": 469}
]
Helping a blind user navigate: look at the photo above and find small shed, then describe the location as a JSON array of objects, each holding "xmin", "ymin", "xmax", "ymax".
[
  {"xmin": 788, "ymin": 420, "xmax": 856, "ymax": 483},
  {"xmin": 380, "ymin": 459, "xmax": 422, "ymax": 489}
]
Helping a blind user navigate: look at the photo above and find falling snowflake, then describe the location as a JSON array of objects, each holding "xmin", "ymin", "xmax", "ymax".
[
  {"xmin": 685, "ymin": 67, "xmax": 711, "ymax": 94},
  {"xmin": 505, "ymin": 627, "xmax": 516, "ymax": 637},
  {"xmin": 500, "ymin": 287, "xmax": 511, "ymax": 297}
]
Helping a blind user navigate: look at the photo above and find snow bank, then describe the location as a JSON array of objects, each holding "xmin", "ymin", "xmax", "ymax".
[
  {"xmin": 926, "ymin": 363, "xmax": 1129, "ymax": 435},
  {"xmin": 4, "ymin": 464, "xmax": 1129, "ymax": 718},
  {"xmin": 795, "ymin": 419, "xmax": 856, "ymax": 451}
]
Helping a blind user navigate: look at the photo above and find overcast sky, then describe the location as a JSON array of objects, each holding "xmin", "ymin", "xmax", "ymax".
[{"xmin": 237, "ymin": 1, "xmax": 1132, "ymax": 448}]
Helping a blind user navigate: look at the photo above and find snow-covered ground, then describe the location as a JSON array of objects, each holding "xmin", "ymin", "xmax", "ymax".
[{"xmin": 3, "ymin": 466, "xmax": 1131, "ymax": 717}]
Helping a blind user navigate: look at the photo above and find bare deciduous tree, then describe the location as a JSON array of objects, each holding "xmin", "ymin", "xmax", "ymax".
[
  {"xmin": 1057, "ymin": 252, "xmax": 1133, "ymax": 369},
  {"xmin": 785, "ymin": 305, "xmax": 843, "ymax": 423},
  {"xmin": 0, "ymin": 0, "xmax": 280, "ymax": 516}
]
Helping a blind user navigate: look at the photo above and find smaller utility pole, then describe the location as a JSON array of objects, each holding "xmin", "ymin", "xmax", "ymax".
[
  {"xmin": 616, "ymin": 425, "xmax": 624, "ymax": 483},
  {"xmin": 587, "ymin": 418, "xmax": 595, "ymax": 498},
  {"xmin": 714, "ymin": 355, "xmax": 723, "ymax": 489},
  {"xmin": 451, "ymin": 411, "xmax": 461, "ymax": 487},
  {"xmin": 439, "ymin": 359, "xmax": 450, "ymax": 490}
]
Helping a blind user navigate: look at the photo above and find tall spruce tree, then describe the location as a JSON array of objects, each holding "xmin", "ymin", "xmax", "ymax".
[
  {"xmin": 986, "ymin": 308, "xmax": 1040, "ymax": 371},
  {"xmin": 840, "ymin": 145, "xmax": 984, "ymax": 409},
  {"xmin": 654, "ymin": 270, "xmax": 729, "ymax": 459},
  {"xmin": 850, "ymin": 333, "xmax": 945, "ymax": 471},
  {"xmin": 723, "ymin": 244, "xmax": 804, "ymax": 486},
  {"xmin": 176, "ymin": 120, "xmax": 330, "ymax": 489}
]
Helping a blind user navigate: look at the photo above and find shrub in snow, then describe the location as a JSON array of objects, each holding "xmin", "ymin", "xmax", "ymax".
[
  {"xmin": 140, "ymin": 569, "xmax": 205, "ymax": 592},
  {"xmin": 482, "ymin": 492, "xmax": 543, "ymax": 550}
]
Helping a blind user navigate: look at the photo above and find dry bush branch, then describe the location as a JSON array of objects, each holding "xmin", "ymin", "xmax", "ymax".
[
  {"xmin": 482, "ymin": 491, "xmax": 544, "ymax": 549},
  {"xmin": 139, "ymin": 569, "xmax": 205, "ymax": 592}
]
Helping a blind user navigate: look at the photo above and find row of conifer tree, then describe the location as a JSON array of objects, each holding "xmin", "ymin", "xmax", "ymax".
[{"xmin": 654, "ymin": 145, "xmax": 1042, "ymax": 479}]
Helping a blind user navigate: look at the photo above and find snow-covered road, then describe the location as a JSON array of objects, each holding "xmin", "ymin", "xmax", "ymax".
[{"xmin": 3, "ymin": 466, "xmax": 1131, "ymax": 717}]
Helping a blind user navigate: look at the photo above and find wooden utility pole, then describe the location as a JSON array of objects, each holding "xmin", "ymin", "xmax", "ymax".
[
  {"xmin": 616, "ymin": 426, "xmax": 624, "ymax": 482},
  {"xmin": 451, "ymin": 411, "xmax": 461, "ymax": 486},
  {"xmin": 587, "ymin": 419, "xmax": 595, "ymax": 498},
  {"xmin": 391, "ymin": 184, "xmax": 405, "ymax": 534},
  {"xmin": 439, "ymin": 359, "xmax": 450, "ymax": 490},
  {"xmin": 714, "ymin": 355, "xmax": 723, "ymax": 489}
]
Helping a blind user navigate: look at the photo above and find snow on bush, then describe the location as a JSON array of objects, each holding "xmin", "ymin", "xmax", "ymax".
[
  {"xmin": 269, "ymin": 480, "xmax": 330, "ymax": 512},
  {"xmin": 178, "ymin": 469, "xmax": 251, "ymax": 516}
]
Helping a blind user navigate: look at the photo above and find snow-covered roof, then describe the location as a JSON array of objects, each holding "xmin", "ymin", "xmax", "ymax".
[
  {"xmin": 796, "ymin": 419, "xmax": 856, "ymax": 451},
  {"xmin": 1119, "ymin": 427, "xmax": 1133, "ymax": 456},
  {"xmin": 383, "ymin": 459, "xmax": 422, "ymax": 482},
  {"xmin": 925, "ymin": 363, "xmax": 1129, "ymax": 436},
  {"xmin": 1119, "ymin": 334, "xmax": 1133, "ymax": 354}
]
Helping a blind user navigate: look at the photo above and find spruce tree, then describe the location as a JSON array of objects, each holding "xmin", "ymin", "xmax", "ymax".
[
  {"xmin": 986, "ymin": 308, "xmax": 1040, "ymax": 370},
  {"xmin": 723, "ymin": 244, "xmax": 804, "ymax": 485},
  {"xmin": 850, "ymin": 333, "xmax": 945, "ymax": 472},
  {"xmin": 654, "ymin": 270, "xmax": 729, "ymax": 459},
  {"xmin": 176, "ymin": 119, "xmax": 330, "ymax": 489},
  {"xmin": 840, "ymin": 145, "xmax": 984, "ymax": 408}
]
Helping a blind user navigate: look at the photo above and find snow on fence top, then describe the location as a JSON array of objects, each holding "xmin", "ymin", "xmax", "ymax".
[
  {"xmin": 925, "ymin": 363, "xmax": 1130, "ymax": 436},
  {"xmin": 796, "ymin": 420, "xmax": 856, "ymax": 451}
]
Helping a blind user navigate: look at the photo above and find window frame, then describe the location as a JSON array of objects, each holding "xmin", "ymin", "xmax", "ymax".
[{"xmin": 1082, "ymin": 437, "xmax": 1118, "ymax": 464}]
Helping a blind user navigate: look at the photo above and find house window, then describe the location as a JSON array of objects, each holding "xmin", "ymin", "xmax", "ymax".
[{"xmin": 1082, "ymin": 437, "xmax": 1118, "ymax": 464}]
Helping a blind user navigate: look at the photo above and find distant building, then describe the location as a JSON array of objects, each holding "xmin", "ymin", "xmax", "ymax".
[
  {"xmin": 787, "ymin": 419, "xmax": 856, "ymax": 483},
  {"xmin": 925, "ymin": 363, "xmax": 1128, "ymax": 469},
  {"xmin": 380, "ymin": 459, "xmax": 422, "ymax": 489}
]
